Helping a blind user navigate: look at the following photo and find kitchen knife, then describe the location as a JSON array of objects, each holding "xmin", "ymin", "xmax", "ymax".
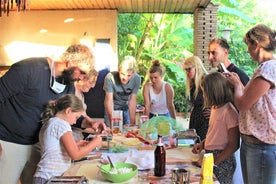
[{"xmin": 73, "ymin": 154, "xmax": 102, "ymax": 163}]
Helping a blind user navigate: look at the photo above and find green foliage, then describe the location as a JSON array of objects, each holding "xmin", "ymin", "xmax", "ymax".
[
  {"xmin": 118, "ymin": 0, "xmax": 274, "ymax": 111},
  {"xmin": 218, "ymin": 7, "xmax": 255, "ymax": 23},
  {"xmin": 136, "ymin": 89, "xmax": 144, "ymax": 106},
  {"xmin": 173, "ymin": 82, "xmax": 191, "ymax": 113},
  {"xmin": 118, "ymin": 13, "xmax": 194, "ymax": 112},
  {"xmin": 213, "ymin": 0, "xmax": 268, "ymax": 78},
  {"xmin": 162, "ymin": 61, "xmax": 185, "ymax": 83},
  {"xmin": 162, "ymin": 60, "xmax": 189, "ymax": 112},
  {"xmin": 117, "ymin": 14, "xmax": 146, "ymax": 62}
]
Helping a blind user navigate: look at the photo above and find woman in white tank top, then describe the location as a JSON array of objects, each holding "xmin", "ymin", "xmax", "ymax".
[{"xmin": 143, "ymin": 60, "xmax": 176, "ymax": 119}]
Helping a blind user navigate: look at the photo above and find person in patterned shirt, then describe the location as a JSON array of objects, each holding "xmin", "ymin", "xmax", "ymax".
[{"xmin": 227, "ymin": 24, "xmax": 276, "ymax": 184}]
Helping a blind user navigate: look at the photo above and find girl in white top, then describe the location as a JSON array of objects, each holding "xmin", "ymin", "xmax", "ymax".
[
  {"xmin": 143, "ymin": 60, "xmax": 176, "ymax": 119},
  {"xmin": 33, "ymin": 94, "xmax": 102, "ymax": 184}
]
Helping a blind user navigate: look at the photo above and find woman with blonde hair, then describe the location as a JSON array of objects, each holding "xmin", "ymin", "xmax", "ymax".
[
  {"xmin": 75, "ymin": 69, "xmax": 98, "ymax": 111},
  {"xmin": 183, "ymin": 56, "xmax": 209, "ymax": 141},
  {"xmin": 74, "ymin": 69, "xmax": 107, "ymax": 140}
]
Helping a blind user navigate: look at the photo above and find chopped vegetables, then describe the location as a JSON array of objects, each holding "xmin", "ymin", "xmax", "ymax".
[
  {"xmin": 110, "ymin": 143, "xmax": 128, "ymax": 153},
  {"xmin": 125, "ymin": 130, "xmax": 151, "ymax": 145}
]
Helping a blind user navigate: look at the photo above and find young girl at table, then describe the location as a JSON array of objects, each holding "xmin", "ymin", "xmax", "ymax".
[
  {"xmin": 192, "ymin": 72, "xmax": 240, "ymax": 184},
  {"xmin": 33, "ymin": 94, "xmax": 102, "ymax": 184}
]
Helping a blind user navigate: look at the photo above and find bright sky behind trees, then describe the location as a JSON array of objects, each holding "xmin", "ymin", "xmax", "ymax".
[{"xmin": 257, "ymin": 0, "xmax": 276, "ymax": 17}]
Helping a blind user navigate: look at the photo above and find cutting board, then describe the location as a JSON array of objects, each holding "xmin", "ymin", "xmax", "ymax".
[
  {"xmin": 166, "ymin": 147, "xmax": 199, "ymax": 164},
  {"xmin": 138, "ymin": 146, "xmax": 199, "ymax": 165},
  {"xmin": 111, "ymin": 136, "xmax": 142, "ymax": 147}
]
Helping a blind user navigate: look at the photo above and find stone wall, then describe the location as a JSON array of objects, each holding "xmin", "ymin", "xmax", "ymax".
[{"xmin": 194, "ymin": 3, "xmax": 219, "ymax": 72}]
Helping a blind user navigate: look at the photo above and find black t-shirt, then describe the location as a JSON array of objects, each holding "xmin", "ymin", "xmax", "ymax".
[
  {"xmin": 0, "ymin": 58, "xmax": 74, "ymax": 145},
  {"xmin": 84, "ymin": 68, "xmax": 109, "ymax": 118},
  {"xmin": 227, "ymin": 63, "xmax": 250, "ymax": 86}
]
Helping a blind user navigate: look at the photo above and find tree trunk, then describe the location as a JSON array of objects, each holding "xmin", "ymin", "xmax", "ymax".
[{"xmin": 135, "ymin": 14, "xmax": 154, "ymax": 61}]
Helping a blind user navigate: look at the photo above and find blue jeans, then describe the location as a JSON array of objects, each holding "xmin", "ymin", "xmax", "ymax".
[
  {"xmin": 240, "ymin": 140, "xmax": 276, "ymax": 184},
  {"xmin": 149, "ymin": 112, "xmax": 170, "ymax": 119},
  {"xmin": 122, "ymin": 109, "xmax": 130, "ymax": 125}
]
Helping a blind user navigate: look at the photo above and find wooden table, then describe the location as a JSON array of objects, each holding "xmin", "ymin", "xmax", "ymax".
[{"xmin": 63, "ymin": 135, "xmax": 219, "ymax": 184}]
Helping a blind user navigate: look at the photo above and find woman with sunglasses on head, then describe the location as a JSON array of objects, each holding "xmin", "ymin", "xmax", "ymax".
[
  {"xmin": 183, "ymin": 56, "xmax": 209, "ymax": 142},
  {"xmin": 227, "ymin": 24, "xmax": 276, "ymax": 184}
]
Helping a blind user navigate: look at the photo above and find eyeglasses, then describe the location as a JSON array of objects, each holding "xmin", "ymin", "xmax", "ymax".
[
  {"xmin": 184, "ymin": 66, "xmax": 195, "ymax": 72},
  {"xmin": 207, "ymin": 51, "xmax": 217, "ymax": 56}
]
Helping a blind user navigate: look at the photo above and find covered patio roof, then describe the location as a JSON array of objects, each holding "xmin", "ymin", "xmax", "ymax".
[
  {"xmin": 6, "ymin": 0, "xmax": 211, "ymax": 14},
  {"xmin": 0, "ymin": 0, "xmax": 216, "ymax": 69}
]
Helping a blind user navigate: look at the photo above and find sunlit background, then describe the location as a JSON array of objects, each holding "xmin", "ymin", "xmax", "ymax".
[
  {"xmin": 0, "ymin": 1, "xmax": 275, "ymax": 68},
  {"xmin": 257, "ymin": 0, "xmax": 276, "ymax": 17},
  {"xmin": 0, "ymin": 10, "xmax": 118, "ymax": 72}
]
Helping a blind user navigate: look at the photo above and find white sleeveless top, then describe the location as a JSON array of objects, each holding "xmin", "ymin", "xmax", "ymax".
[{"xmin": 149, "ymin": 81, "xmax": 169, "ymax": 114}]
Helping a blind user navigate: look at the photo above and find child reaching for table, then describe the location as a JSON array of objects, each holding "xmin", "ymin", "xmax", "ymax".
[
  {"xmin": 192, "ymin": 72, "xmax": 240, "ymax": 184},
  {"xmin": 33, "ymin": 94, "xmax": 102, "ymax": 184}
]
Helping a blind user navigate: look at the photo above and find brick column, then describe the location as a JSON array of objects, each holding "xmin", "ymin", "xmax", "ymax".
[{"xmin": 194, "ymin": 3, "xmax": 218, "ymax": 72}]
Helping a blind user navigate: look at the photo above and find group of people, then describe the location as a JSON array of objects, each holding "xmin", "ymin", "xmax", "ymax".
[
  {"xmin": 184, "ymin": 39, "xmax": 247, "ymax": 184},
  {"xmin": 0, "ymin": 23, "xmax": 275, "ymax": 184},
  {"xmin": 0, "ymin": 41, "xmax": 176, "ymax": 183},
  {"xmin": 103, "ymin": 56, "xmax": 177, "ymax": 128},
  {"xmin": 0, "ymin": 44, "xmax": 107, "ymax": 184},
  {"xmin": 188, "ymin": 24, "xmax": 276, "ymax": 184}
]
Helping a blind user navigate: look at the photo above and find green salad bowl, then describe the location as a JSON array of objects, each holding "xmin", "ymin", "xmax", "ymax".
[{"xmin": 100, "ymin": 162, "xmax": 138, "ymax": 183}]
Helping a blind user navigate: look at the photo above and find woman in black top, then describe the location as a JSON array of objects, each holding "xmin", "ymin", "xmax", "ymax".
[{"xmin": 183, "ymin": 56, "xmax": 210, "ymax": 141}]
